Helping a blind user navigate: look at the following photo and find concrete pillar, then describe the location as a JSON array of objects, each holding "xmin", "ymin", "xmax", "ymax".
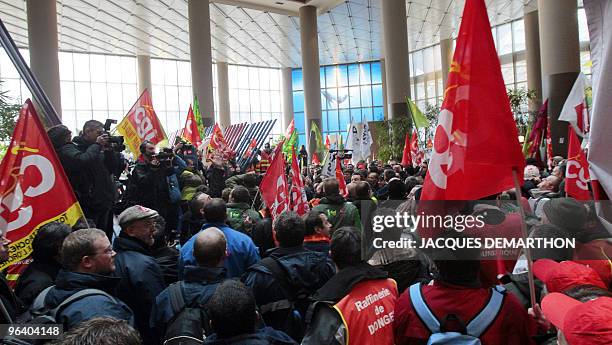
[
  {"xmin": 538, "ymin": 0, "xmax": 580, "ymax": 155},
  {"xmin": 381, "ymin": 59, "xmax": 389, "ymax": 119},
  {"xmin": 137, "ymin": 55, "xmax": 152, "ymax": 96},
  {"xmin": 381, "ymin": 0, "xmax": 410, "ymax": 119},
  {"xmin": 188, "ymin": 0, "xmax": 215, "ymax": 126},
  {"xmin": 281, "ymin": 67, "xmax": 294, "ymax": 131},
  {"xmin": 440, "ymin": 38, "xmax": 454, "ymax": 88},
  {"xmin": 524, "ymin": 10, "xmax": 543, "ymax": 112},
  {"xmin": 26, "ymin": 0, "xmax": 62, "ymax": 117},
  {"xmin": 299, "ymin": 5, "xmax": 322, "ymax": 156},
  {"xmin": 216, "ymin": 61, "xmax": 231, "ymax": 128}
]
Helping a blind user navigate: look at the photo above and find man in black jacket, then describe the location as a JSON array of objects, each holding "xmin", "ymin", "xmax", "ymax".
[
  {"xmin": 242, "ymin": 211, "xmax": 335, "ymax": 341},
  {"xmin": 113, "ymin": 205, "xmax": 167, "ymax": 345},
  {"xmin": 15, "ymin": 222, "xmax": 71, "ymax": 308},
  {"xmin": 48, "ymin": 122, "xmax": 124, "ymax": 239},
  {"xmin": 150, "ymin": 227, "xmax": 228, "ymax": 341}
]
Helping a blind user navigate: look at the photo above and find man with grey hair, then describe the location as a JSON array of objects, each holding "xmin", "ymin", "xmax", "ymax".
[
  {"xmin": 37, "ymin": 228, "xmax": 133, "ymax": 331},
  {"xmin": 150, "ymin": 228, "xmax": 228, "ymax": 340},
  {"xmin": 242, "ymin": 211, "xmax": 335, "ymax": 342}
]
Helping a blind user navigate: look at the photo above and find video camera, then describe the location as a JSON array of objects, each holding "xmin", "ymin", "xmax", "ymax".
[
  {"xmin": 330, "ymin": 149, "xmax": 352, "ymax": 159},
  {"xmin": 103, "ymin": 119, "xmax": 126, "ymax": 151},
  {"xmin": 153, "ymin": 148, "xmax": 175, "ymax": 168}
]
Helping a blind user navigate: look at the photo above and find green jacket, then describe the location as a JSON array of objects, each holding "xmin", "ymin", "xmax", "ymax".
[
  {"xmin": 312, "ymin": 195, "xmax": 361, "ymax": 230},
  {"xmin": 226, "ymin": 202, "xmax": 262, "ymax": 234}
]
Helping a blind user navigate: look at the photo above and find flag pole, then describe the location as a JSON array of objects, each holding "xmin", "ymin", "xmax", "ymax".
[{"xmin": 512, "ymin": 168, "xmax": 537, "ymax": 309}]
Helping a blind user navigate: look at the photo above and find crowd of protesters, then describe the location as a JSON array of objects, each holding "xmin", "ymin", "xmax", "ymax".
[{"xmin": 0, "ymin": 120, "xmax": 609, "ymax": 345}]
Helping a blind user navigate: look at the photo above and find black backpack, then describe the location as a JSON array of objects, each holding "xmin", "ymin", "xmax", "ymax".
[
  {"xmin": 258, "ymin": 257, "xmax": 313, "ymax": 341},
  {"xmin": 162, "ymin": 282, "xmax": 212, "ymax": 345}
]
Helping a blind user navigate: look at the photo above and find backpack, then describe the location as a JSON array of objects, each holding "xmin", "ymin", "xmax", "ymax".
[
  {"xmin": 408, "ymin": 283, "xmax": 505, "ymax": 345},
  {"xmin": 259, "ymin": 257, "xmax": 313, "ymax": 341},
  {"xmin": 1, "ymin": 287, "xmax": 118, "ymax": 345},
  {"xmin": 162, "ymin": 281, "xmax": 212, "ymax": 345}
]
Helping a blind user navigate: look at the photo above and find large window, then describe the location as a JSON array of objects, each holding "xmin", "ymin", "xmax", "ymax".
[
  {"xmin": 292, "ymin": 61, "xmax": 384, "ymax": 147},
  {"xmin": 228, "ymin": 65, "xmax": 282, "ymax": 139},
  {"xmin": 0, "ymin": 48, "xmax": 31, "ymax": 107},
  {"xmin": 151, "ymin": 58, "xmax": 193, "ymax": 136},
  {"xmin": 409, "ymin": 45, "xmax": 444, "ymax": 111}
]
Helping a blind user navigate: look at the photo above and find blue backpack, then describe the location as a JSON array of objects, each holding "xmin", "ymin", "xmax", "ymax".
[{"xmin": 408, "ymin": 283, "xmax": 506, "ymax": 345}]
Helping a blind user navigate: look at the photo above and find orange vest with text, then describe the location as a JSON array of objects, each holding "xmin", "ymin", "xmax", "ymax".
[{"xmin": 332, "ymin": 279, "xmax": 398, "ymax": 345}]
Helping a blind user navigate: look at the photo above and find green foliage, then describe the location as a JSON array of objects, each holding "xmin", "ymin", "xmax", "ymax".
[
  {"xmin": 0, "ymin": 83, "xmax": 22, "ymax": 158},
  {"xmin": 423, "ymin": 103, "xmax": 440, "ymax": 146},
  {"xmin": 507, "ymin": 88, "xmax": 536, "ymax": 136},
  {"xmin": 372, "ymin": 116, "xmax": 412, "ymax": 162}
]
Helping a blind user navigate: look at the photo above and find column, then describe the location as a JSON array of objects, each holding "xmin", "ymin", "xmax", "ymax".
[
  {"xmin": 381, "ymin": 59, "xmax": 389, "ymax": 119},
  {"xmin": 300, "ymin": 5, "xmax": 322, "ymax": 156},
  {"xmin": 440, "ymin": 38, "xmax": 454, "ymax": 88},
  {"xmin": 188, "ymin": 0, "xmax": 215, "ymax": 126},
  {"xmin": 281, "ymin": 67, "xmax": 294, "ymax": 131},
  {"xmin": 538, "ymin": 0, "xmax": 580, "ymax": 155},
  {"xmin": 216, "ymin": 61, "xmax": 231, "ymax": 128},
  {"xmin": 524, "ymin": 10, "xmax": 543, "ymax": 112},
  {"xmin": 137, "ymin": 55, "xmax": 152, "ymax": 96},
  {"xmin": 381, "ymin": 0, "xmax": 410, "ymax": 119},
  {"xmin": 26, "ymin": 0, "xmax": 62, "ymax": 117}
]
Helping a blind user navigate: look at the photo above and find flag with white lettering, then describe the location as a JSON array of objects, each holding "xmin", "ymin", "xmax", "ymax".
[{"xmin": 116, "ymin": 89, "xmax": 167, "ymax": 154}]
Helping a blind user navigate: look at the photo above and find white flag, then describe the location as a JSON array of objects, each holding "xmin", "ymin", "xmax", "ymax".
[
  {"xmin": 321, "ymin": 151, "xmax": 337, "ymax": 178},
  {"xmin": 361, "ymin": 122, "xmax": 372, "ymax": 161},
  {"xmin": 559, "ymin": 73, "xmax": 590, "ymax": 139},
  {"xmin": 345, "ymin": 123, "xmax": 361, "ymax": 164},
  {"xmin": 585, "ymin": 0, "xmax": 612, "ymax": 233}
]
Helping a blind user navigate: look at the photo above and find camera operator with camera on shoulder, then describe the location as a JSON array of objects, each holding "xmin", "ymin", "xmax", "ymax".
[
  {"xmin": 46, "ymin": 119, "xmax": 126, "ymax": 240},
  {"xmin": 124, "ymin": 140, "xmax": 187, "ymax": 239}
]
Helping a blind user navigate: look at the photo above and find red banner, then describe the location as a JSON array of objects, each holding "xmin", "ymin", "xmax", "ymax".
[
  {"xmin": 259, "ymin": 144, "xmax": 288, "ymax": 219},
  {"xmin": 401, "ymin": 133, "xmax": 411, "ymax": 167},
  {"xmin": 116, "ymin": 89, "xmax": 167, "ymax": 154},
  {"xmin": 335, "ymin": 157, "xmax": 348, "ymax": 197},
  {"xmin": 421, "ymin": 0, "xmax": 524, "ymax": 200},
  {"xmin": 182, "ymin": 105, "xmax": 202, "ymax": 147},
  {"xmin": 0, "ymin": 100, "xmax": 84, "ymax": 283},
  {"xmin": 290, "ymin": 147, "xmax": 310, "ymax": 216},
  {"xmin": 566, "ymin": 126, "xmax": 591, "ymax": 200},
  {"xmin": 410, "ymin": 130, "xmax": 423, "ymax": 168}
]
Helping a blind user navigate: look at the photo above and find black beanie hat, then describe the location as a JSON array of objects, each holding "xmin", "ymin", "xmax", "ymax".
[{"xmin": 542, "ymin": 198, "xmax": 587, "ymax": 232}]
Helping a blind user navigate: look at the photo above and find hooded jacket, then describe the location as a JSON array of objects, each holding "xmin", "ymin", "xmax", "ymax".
[
  {"xmin": 241, "ymin": 246, "xmax": 335, "ymax": 340},
  {"xmin": 113, "ymin": 234, "xmax": 166, "ymax": 344},
  {"xmin": 43, "ymin": 270, "xmax": 133, "ymax": 330},
  {"xmin": 203, "ymin": 327, "xmax": 296, "ymax": 345},
  {"xmin": 15, "ymin": 260, "xmax": 62, "ymax": 308},
  {"xmin": 312, "ymin": 195, "xmax": 361, "ymax": 230}
]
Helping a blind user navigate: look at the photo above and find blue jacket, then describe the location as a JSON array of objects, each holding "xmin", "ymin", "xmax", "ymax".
[
  {"xmin": 150, "ymin": 266, "xmax": 227, "ymax": 341},
  {"xmin": 43, "ymin": 270, "xmax": 134, "ymax": 330},
  {"xmin": 241, "ymin": 246, "xmax": 335, "ymax": 340},
  {"xmin": 113, "ymin": 234, "xmax": 167, "ymax": 344},
  {"xmin": 203, "ymin": 327, "xmax": 297, "ymax": 345},
  {"xmin": 179, "ymin": 223, "xmax": 260, "ymax": 279}
]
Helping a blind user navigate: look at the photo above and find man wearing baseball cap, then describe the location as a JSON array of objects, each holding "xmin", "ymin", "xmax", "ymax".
[
  {"xmin": 533, "ymin": 259, "xmax": 607, "ymax": 293},
  {"xmin": 113, "ymin": 205, "xmax": 167, "ymax": 344},
  {"xmin": 541, "ymin": 293, "xmax": 612, "ymax": 345}
]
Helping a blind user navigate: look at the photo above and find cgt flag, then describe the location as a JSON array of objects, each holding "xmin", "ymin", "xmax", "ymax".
[
  {"xmin": 421, "ymin": 0, "xmax": 524, "ymax": 200},
  {"xmin": 401, "ymin": 132, "xmax": 411, "ymax": 167},
  {"xmin": 260, "ymin": 144, "xmax": 289, "ymax": 219},
  {"xmin": 290, "ymin": 147, "xmax": 310, "ymax": 216},
  {"xmin": 182, "ymin": 105, "xmax": 202, "ymax": 147},
  {"xmin": 117, "ymin": 89, "xmax": 167, "ymax": 154},
  {"xmin": 0, "ymin": 100, "xmax": 84, "ymax": 284},
  {"xmin": 566, "ymin": 126, "xmax": 591, "ymax": 200},
  {"xmin": 410, "ymin": 129, "xmax": 423, "ymax": 168}
]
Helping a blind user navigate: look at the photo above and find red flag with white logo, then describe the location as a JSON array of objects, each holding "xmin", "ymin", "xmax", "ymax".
[
  {"xmin": 410, "ymin": 130, "xmax": 423, "ymax": 168},
  {"xmin": 259, "ymin": 144, "xmax": 289, "ymax": 219},
  {"xmin": 335, "ymin": 157, "xmax": 348, "ymax": 197},
  {"xmin": 421, "ymin": 0, "xmax": 524, "ymax": 200},
  {"xmin": 566, "ymin": 126, "xmax": 591, "ymax": 200},
  {"xmin": 0, "ymin": 100, "xmax": 84, "ymax": 285},
  {"xmin": 290, "ymin": 147, "xmax": 310, "ymax": 216},
  {"xmin": 182, "ymin": 105, "xmax": 202, "ymax": 147},
  {"xmin": 401, "ymin": 132, "xmax": 411, "ymax": 167}
]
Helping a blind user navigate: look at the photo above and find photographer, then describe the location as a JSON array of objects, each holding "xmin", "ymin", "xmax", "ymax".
[
  {"xmin": 48, "ymin": 121, "xmax": 124, "ymax": 240},
  {"xmin": 125, "ymin": 140, "xmax": 186, "ymax": 237}
]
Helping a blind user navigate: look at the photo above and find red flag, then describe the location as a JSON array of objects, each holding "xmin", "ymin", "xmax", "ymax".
[
  {"xmin": 401, "ymin": 132, "xmax": 412, "ymax": 167},
  {"xmin": 182, "ymin": 105, "xmax": 202, "ymax": 147},
  {"xmin": 242, "ymin": 138, "xmax": 258, "ymax": 159},
  {"xmin": 527, "ymin": 100, "xmax": 548, "ymax": 162},
  {"xmin": 335, "ymin": 157, "xmax": 348, "ymax": 197},
  {"xmin": 324, "ymin": 135, "xmax": 331, "ymax": 150},
  {"xmin": 421, "ymin": 0, "xmax": 524, "ymax": 200},
  {"xmin": 259, "ymin": 144, "xmax": 289, "ymax": 219},
  {"xmin": 116, "ymin": 89, "xmax": 167, "ymax": 154},
  {"xmin": 546, "ymin": 118, "xmax": 554, "ymax": 170},
  {"xmin": 206, "ymin": 123, "xmax": 234, "ymax": 163},
  {"xmin": 410, "ymin": 130, "xmax": 423, "ymax": 167},
  {"xmin": 290, "ymin": 147, "xmax": 310, "ymax": 216},
  {"xmin": 312, "ymin": 152, "xmax": 320, "ymax": 165},
  {"xmin": 566, "ymin": 126, "xmax": 591, "ymax": 200},
  {"xmin": 0, "ymin": 100, "xmax": 84, "ymax": 285}
]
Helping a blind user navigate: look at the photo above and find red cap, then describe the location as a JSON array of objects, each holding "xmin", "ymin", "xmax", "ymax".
[
  {"xmin": 542, "ymin": 293, "xmax": 612, "ymax": 345},
  {"xmin": 533, "ymin": 259, "xmax": 606, "ymax": 293}
]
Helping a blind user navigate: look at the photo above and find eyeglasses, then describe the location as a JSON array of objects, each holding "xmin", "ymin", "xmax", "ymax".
[{"xmin": 91, "ymin": 247, "xmax": 114, "ymax": 256}]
